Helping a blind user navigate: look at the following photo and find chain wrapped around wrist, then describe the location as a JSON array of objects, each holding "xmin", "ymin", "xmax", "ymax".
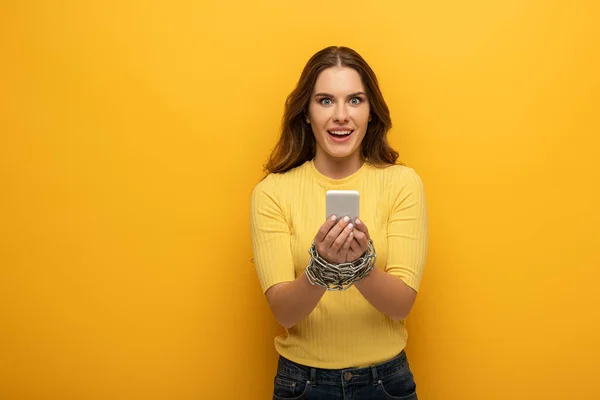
[{"xmin": 305, "ymin": 240, "xmax": 376, "ymax": 291}]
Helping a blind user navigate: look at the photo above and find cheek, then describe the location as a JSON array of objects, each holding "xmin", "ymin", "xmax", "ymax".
[
  {"xmin": 350, "ymin": 107, "xmax": 370, "ymax": 123},
  {"xmin": 308, "ymin": 108, "xmax": 329, "ymax": 128}
]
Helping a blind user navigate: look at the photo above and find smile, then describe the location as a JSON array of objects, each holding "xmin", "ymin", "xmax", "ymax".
[
  {"xmin": 327, "ymin": 130, "xmax": 354, "ymax": 143},
  {"xmin": 328, "ymin": 130, "xmax": 353, "ymax": 137}
]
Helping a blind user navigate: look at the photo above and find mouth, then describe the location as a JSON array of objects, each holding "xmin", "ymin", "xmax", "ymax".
[{"xmin": 327, "ymin": 130, "xmax": 354, "ymax": 142}]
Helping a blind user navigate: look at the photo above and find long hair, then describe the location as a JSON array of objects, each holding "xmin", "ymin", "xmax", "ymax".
[{"xmin": 264, "ymin": 46, "xmax": 400, "ymax": 175}]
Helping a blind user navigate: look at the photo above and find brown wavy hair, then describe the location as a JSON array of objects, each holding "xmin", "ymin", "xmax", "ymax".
[{"xmin": 264, "ymin": 46, "xmax": 400, "ymax": 175}]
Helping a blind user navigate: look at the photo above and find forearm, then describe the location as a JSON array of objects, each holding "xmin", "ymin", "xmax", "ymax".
[
  {"xmin": 354, "ymin": 267, "xmax": 417, "ymax": 321},
  {"xmin": 267, "ymin": 272, "xmax": 327, "ymax": 329}
]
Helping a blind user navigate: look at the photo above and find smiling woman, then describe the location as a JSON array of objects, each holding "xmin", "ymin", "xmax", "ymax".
[
  {"xmin": 264, "ymin": 46, "xmax": 399, "ymax": 178},
  {"xmin": 308, "ymin": 68, "xmax": 371, "ymax": 163},
  {"xmin": 250, "ymin": 46, "xmax": 428, "ymax": 399}
]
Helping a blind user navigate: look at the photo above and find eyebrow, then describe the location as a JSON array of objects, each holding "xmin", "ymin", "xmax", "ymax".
[{"xmin": 313, "ymin": 91, "xmax": 367, "ymax": 98}]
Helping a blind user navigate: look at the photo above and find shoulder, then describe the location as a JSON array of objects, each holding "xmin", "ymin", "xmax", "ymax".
[
  {"xmin": 372, "ymin": 165, "xmax": 427, "ymax": 214},
  {"xmin": 251, "ymin": 173, "xmax": 278, "ymax": 207},
  {"xmin": 370, "ymin": 163, "xmax": 424, "ymax": 187},
  {"xmin": 370, "ymin": 164, "xmax": 426, "ymax": 207},
  {"xmin": 252, "ymin": 173, "xmax": 275, "ymax": 194},
  {"xmin": 250, "ymin": 174, "xmax": 282, "ymax": 216},
  {"xmin": 252, "ymin": 162, "xmax": 310, "ymax": 194},
  {"xmin": 251, "ymin": 162, "xmax": 311, "ymax": 202}
]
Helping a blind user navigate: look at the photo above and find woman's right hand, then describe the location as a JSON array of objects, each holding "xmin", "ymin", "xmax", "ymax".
[{"xmin": 313, "ymin": 216, "xmax": 355, "ymax": 264}]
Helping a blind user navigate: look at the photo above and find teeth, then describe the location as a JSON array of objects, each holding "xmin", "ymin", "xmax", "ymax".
[{"xmin": 329, "ymin": 131, "xmax": 352, "ymax": 136}]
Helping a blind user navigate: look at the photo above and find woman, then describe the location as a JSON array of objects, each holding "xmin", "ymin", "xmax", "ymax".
[{"xmin": 250, "ymin": 46, "xmax": 428, "ymax": 400}]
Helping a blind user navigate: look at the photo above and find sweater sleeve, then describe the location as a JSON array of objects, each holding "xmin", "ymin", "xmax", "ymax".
[
  {"xmin": 250, "ymin": 174, "xmax": 295, "ymax": 294},
  {"xmin": 385, "ymin": 167, "xmax": 429, "ymax": 292}
]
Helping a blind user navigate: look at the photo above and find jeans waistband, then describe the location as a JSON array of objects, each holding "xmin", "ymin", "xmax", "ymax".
[{"xmin": 276, "ymin": 350, "xmax": 409, "ymax": 386}]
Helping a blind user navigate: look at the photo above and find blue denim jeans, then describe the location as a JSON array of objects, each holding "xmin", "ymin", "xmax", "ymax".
[{"xmin": 272, "ymin": 350, "xmax": 418, "ymax": 400}]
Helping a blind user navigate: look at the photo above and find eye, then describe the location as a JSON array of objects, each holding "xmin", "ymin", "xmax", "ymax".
[
  {"xmin": 350, "ymin": 97, "xmax": 362, "ymax": 105},
  {"xmin": 320, "ymin": 98, "xmax": 332, "ymax": 106}
]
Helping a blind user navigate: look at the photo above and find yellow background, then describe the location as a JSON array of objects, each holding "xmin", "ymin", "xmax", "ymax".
[{"xmin": 1, "ymin": 1, "xmax": 599, "ymax": 399}]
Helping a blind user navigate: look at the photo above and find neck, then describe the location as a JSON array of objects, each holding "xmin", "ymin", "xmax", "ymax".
[{"xmin": 313, "ymin": 151, "xmax": 364, "ymax": 180}]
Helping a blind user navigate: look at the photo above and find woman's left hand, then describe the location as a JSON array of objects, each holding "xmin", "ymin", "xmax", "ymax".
[{"xmin": 346, "ymin": 218, "xmax": 371, "ymax": 262}]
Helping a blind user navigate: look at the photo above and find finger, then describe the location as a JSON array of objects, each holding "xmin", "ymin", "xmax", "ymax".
[
  {"xmin": 353, "ymin": 231, "xmax": 369, "ymax": 252},
  {"xmin": 349, "ymin": 237, "xmax": 363, "ymax": 256},
  {"xmin": 354, "ymin": 218, "xmax": 370, "ymax": 240},
  {"xmin": 314, "ymin": 215, "xmax": 338, "ymax": 243},
  {"xmin": 331, "ymin": 222, "xmax": 354, "ymax": 252},
  {"xmin": 323, "ymin": 216, "xmax": 351, "ymax": 247},
  {"xmin": 340, "ymin": 230, "xmax": 354, "ymax": 253}
]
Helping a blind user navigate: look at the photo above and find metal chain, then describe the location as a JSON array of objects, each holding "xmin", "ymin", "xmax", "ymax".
[{"xmin": 305, "ymin": 240, "xmax": 376, "ymax": 291}]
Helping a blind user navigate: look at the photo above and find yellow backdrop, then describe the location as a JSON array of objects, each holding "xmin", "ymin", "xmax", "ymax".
[{"xmin": 1, "ymin": 1, "xmax": 599, "ymax": 399}]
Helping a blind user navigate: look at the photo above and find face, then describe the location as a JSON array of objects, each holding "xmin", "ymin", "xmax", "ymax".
[{"xmin": 307, "ymin": 66, "xmax": 371, "ymax": 163}]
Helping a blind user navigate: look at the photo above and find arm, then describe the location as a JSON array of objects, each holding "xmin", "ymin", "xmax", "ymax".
[
  {"xmin": 351, "ymin": 168, "xmax": 428, "ymax": 320},
  {"xmin": 354, "ymin": 266, "xmax": 417, "ymax": 321},
  {"xmin": 250, "ymin": 177, "xmax": 351, "ymax": 329},
  {"xmin": 264, "ymin": 214, "xmax": 356, "ymax": 328},
  {"xmin": 265, "ymin": 275, "xmax": 326, "ymax": 329}
]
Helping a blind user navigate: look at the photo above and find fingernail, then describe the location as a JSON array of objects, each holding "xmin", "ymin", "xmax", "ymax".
[
  {"xmin": 348, "ymin": 223, "xmax": 354, "ymax": 230},
  {"xmin": 349, "ymin": 231, "xmax": 354, "ymax": 237},
  {"xmin": 331, "ymin": 215, "xmax": 337, "ymax": 221},
  {"xmin": 355, "ymin": 219, "xmax": 361, "ymax": 224},
  {"xmin": 343, "ymin": 216, "xmax": 350, "ymax": 222}
]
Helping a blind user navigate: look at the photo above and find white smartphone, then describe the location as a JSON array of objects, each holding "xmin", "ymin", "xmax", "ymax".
[{"xmin": 326, "ymin": 190, "xmax": 360, "ymax": 223}]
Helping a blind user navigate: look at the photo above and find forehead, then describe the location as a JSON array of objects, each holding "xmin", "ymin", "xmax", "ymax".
[{"xmin": 313, "ymin": 67, "xmax": 365, "ymax": 94}]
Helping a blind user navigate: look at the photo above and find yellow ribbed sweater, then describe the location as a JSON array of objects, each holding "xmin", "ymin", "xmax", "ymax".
[{"xmin": 250, "ymin": 159, "xmax": 428, "ymax": 369}]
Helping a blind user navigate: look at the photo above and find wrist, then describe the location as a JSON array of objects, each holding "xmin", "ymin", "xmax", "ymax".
[
  {"xmin": 306, "ymin": 240, "xmax": 376, "ymax": 291},
  {"xmin": 353, "ymin": 266, "xmax": 375, "ymax": 290}
]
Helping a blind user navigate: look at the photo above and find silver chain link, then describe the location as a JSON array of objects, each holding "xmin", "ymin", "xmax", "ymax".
[{"xmin": 305, "ymin": 240, "xmax": 376, "ymax": 291}]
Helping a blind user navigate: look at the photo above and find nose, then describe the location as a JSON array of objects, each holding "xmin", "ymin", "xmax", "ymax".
[{"xmin": 333, "ymin": 103, "xmax": 349, "ymax": 123}]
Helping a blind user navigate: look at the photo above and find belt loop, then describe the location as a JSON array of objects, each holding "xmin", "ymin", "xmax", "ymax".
[
  {"xmin": 370, "ymin": 365, "xmax": 379, "ymax": 384},
  {"xmin": 309, "ymin": 367, "xmax": 317, "ymax": 386}
]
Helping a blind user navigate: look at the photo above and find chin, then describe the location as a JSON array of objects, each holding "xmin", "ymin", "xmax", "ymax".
[
  {"xmin": 325, "ymin": 148, "xmax": 359, "ymax": 160},
  {"xmin": 315, "ymin": 136, "xmax": 362, "ymax": 161}
]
